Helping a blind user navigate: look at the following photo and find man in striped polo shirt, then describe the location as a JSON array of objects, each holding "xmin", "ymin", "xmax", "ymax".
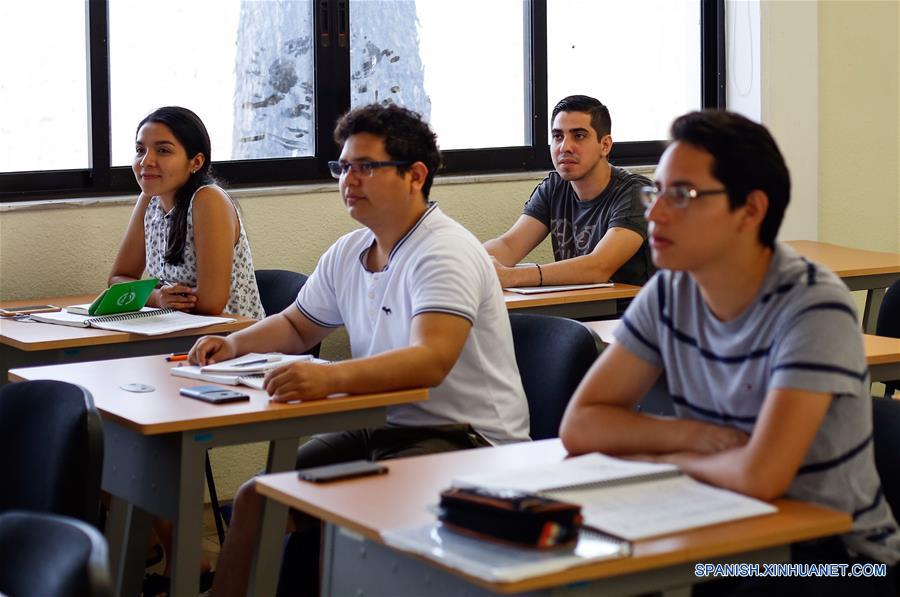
[{"xmin": 560, "ymin": 110, "xmax": 899, "ymax": 595}]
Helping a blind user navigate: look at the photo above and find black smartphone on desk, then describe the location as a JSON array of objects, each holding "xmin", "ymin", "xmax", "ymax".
[
  {"xmin": 298, "ymin": 460, "xmax": 388, "ymax": 483},
  {"xmin": 180, "ymin": 385, "xmax": 250, "ymax": 404}
]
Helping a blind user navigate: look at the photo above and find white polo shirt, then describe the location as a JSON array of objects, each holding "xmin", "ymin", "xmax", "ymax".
[{"xmin": 295, "ymin": 203, "xmax": 529, "ymax": 444}]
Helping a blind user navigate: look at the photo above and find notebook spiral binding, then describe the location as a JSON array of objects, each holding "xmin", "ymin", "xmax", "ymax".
[{"xmin": 89, "ymin": 308, "xmax": 176, "ymax": 324}]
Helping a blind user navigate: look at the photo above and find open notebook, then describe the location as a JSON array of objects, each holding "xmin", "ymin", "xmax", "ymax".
[
  {"xmin": 29, "ymin": 308, "xmax": 234, "ymax": 336},
  {"xmin": 171, "ymin": 353, "xmax": 329, "ymax": 389},
  {"xmin": 504, "ymin": 283, "xmax": 614, "ymax": 295},
  {"xmin": 453, "ymin": 453, "xmax": 776, "ymax": 541}
]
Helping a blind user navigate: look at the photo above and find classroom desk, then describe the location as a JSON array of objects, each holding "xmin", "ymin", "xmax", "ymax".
[
  {"xmin": 787, "ymin": 240, "xmax": 900, "ymax": 333},
  {"xmin": 866, "ymin": 334, "xmax": 900, "ymax": 385},
  {"xmin": 8, "ymin": 355, "xmax": 427, "ymax": 597},
  {"xmin": 255, "ymin": 439, "xmax": 850, "ymax": 596},
  {"xmin": 503, "ymin": 284, "xmax": 641, "ymax": 319},
  {"xmin": 583, "ymin": 320, "xmax": 900, "ymax": 385},
  {"xmin": 0, "ymin": 294, "xmax": 255, "ymax": 383}
]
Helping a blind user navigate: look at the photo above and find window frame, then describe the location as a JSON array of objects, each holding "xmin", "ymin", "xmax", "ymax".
[{"xmin": 0, "ymin": 0, "xmax": 724, "ymax": 202}]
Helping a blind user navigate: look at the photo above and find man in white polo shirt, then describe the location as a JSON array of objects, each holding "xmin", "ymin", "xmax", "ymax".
[{"xmin": 191, "ymin": 103, "xmax": 529, "ymax": 596}]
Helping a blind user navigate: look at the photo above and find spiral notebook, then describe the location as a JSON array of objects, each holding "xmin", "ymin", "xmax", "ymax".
[
  {"xmin": 453, "ymin": 453, "xmax": 776, "ymax": 541},
  {"xmin": 29, "ymin": 308, "xmax": 234, "ymax": 336}
]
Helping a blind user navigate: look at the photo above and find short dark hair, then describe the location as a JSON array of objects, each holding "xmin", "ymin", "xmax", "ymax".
[
  {"xmin": 670, "ymin": 110, "xmax": 790, "ymax": 248},
  {"xmin": 551, "ymin": 95, "xmax": 611, "ymax": 138},
  {"xmin": 333, "ymin": 104, "xmax": 442, "ymax": 198},
  {"xmin": 137, "ymin": 106, "xmax": 218, "ymax": 265}
]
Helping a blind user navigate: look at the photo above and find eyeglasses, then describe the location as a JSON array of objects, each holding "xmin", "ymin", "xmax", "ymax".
[
  {"xmin": 327, "ymin": 160, "xmax": 411, "ymax": 179},
  {"xmin": 639, "ymin": 185, "xmax": 728, "ymax": 209}
]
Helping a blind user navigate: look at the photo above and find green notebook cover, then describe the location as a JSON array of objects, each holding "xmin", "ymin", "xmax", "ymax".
[{"xmin": 88, "ymin": 278, "xmax": 159, "ymax": 316}]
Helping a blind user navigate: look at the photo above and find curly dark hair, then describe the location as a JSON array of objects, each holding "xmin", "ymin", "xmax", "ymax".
[{"xmin": 334, "ymin": 104, "xmax": 442, "ymax": 198}]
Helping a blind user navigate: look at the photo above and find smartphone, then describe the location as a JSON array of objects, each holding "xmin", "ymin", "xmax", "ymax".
[
  {"xmin": 0, "ymin": 304, "xmax": 61, "ymax": 317},
  {"xmin": 179, "ymin": 385, "xmax": 250, "ymax": 404},
  {"xmin": 298, "ymin": 460, "xmax": 388, "ymax": 483}
]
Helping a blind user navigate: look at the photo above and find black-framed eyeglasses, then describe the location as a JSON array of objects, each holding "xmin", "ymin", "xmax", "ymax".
[
  {"xmin": 639, "ymin": 185, "xmax": 728, "ymax": 209},
  {"xmin": 327, "ymin": 160, "xmax": 412, "ymax": 179}
]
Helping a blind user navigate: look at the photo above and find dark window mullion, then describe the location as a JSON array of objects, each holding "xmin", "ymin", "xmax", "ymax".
[
  {"xmin": 528, "ymin": 0, "xmax": 549, "ymax": 163},
  {"xmin": 701, "ymin": 0, "xmax": 726, "ymax": 109},
  {"xmin": 87, "ymin": 0, "xmax": 112, "ymax": 191},
  {"xmin": 312, "ymin": 0, "xmax": 351, "ymax": 178}
]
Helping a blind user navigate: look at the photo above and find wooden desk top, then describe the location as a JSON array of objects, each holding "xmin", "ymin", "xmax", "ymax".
[
  {"xmin": 584, "ymin": 320, "xmax": 900, "ymax": 367},
  {"xmin": 787, "ymin": 240, "xmax": 900, "ymax": 278},
  {"xmin": 0, "ymin": 295, "xmax": 255, "ymax": 351},
  {"xmin": 865, "ymin": 334, "xmax": 900, "ymax": 366},
  {"xmin": 504, "ymin": 284, "xmax": 641, "ymax": 310},
  {"xmin": 9, "ymin": 355, "xmax": 427, "ymax": 435},
  {"xmin": 255, "ymin": 439, "xmax": 851, "ymax": 594}
]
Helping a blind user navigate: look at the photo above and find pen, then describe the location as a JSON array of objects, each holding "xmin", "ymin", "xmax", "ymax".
[
  {"xmin": 166, "ymin": 352, "xmax": 189, "ymax": 362},
  {"xmin": 235, "ymin": 356, "xmax": 282, "ymax": 367}
]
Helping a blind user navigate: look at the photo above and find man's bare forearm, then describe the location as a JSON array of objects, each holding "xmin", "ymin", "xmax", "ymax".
[{"xmin": 561, "ymin": 404, "xmax": 738, "ymax": 456}]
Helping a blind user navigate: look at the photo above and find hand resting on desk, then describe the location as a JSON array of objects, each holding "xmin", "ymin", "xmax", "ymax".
[
  {"xmin": 154, "ymin": 283, "xmax": 197, "ymax": 311},
  {"xmin": 189, "ymin": 335, "xmax": 237, "ymax": 365},
  {"xmin": 189, "ymin": 335, "xmax": 330, "ymax": 402},
  {"xmin": 263, "ymin": 361, "xmax": 332, "ymax": 402}
]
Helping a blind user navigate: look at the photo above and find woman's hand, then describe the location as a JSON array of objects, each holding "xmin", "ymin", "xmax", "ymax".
[{"xmin": 153, "ymin": 283, "xmax": 198, "ymax": 311}]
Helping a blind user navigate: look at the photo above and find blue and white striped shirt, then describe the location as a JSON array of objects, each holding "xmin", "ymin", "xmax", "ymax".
[{"xmin": 617, "ymin": 242, "xmax": 900, "ymax": 564}]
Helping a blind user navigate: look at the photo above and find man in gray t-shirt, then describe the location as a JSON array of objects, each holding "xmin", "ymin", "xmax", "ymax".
[
  {"xmin": 485, "ymin": 95, "xmax": 654, "ymax": 288},
  {"xmin": 561, "ymin": 111, "xmax": 898, "ymax": 593}
]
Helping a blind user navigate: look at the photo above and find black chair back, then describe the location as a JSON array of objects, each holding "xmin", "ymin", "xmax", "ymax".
[
  {"xmin": 872, "ymin": 396, "xmax": 900, "ymax": 521},
  {"xmin": 0, "ymin": 380, "xmax": 103, "ymax": 525},
  {"xmin": 255, "ymin": 268, "xmax": 320, "ymax": 358},
  {"xmin": 876, "ymin": 280, "xmax": 900, "ymax": 397},
  {"xmin": 0, "ymin": 511, "xmax": 111, "ymax": 597},
  {"xmin": 255, "ymin": 269, "xmax": 310, "ymax": 317},
  {"xmin": 509, "ymin": 314, "xmax": 599, "ymax": 440}
]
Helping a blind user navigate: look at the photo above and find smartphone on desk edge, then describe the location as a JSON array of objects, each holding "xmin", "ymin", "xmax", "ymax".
[
  {"xmin": 0, "ymin": 304, "xmax": 61, "ymax": 317},
  {"xmin": 179, "ymin": 385, "xmax": 250, "ymax": 404},
  {"xmin": 298, "ymin": 460, "xmax": 388, "ymax": 483}
]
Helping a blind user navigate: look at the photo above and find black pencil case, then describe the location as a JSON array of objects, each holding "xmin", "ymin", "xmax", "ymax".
[{"xmin": 438, "ymin": 486, "xmax": 582, "ymax": 548}]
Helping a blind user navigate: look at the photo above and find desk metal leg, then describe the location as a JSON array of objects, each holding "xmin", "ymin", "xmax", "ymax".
[
  {"xmin": 107, "ymin": 497, "xmax": 152, "ymax": 597},
  {"xmin": 169, "ymin": 433, "xmax": 208, "ymax": 596},
  {"xmin": 248, "ymin": 437, "xmax": 301, "ymax": 596}
]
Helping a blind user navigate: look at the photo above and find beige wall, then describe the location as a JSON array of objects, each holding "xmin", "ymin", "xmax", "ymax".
[
  {"xmin": 2, "ymin": 2, "xmax": 898, "ymax": 499},
  {"xmin": 819, "ymin": 0, "xmax": 900, "ymax": 253}
]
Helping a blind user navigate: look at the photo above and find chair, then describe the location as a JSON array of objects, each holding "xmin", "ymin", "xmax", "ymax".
[
  {"xmin": 0, "ymin": 511, "xmax": 111, "ymax": 597},
  {"xmin": 0, "ymin": 380, "xmax": 104, "ymax": 525},
  {"xmin": 509, "ymin": 314, "xmax": 599, "ymax": 440},
  {"xmin": 205, "ymin": 269, "xmax": 320, "ymax": 544},
  {"xmin": 872, "ymin": 396, "xmax": 900, "ymax": 521},
  {"xmin": 876, "ymin": 280, "xmax": 900, "ymax": 397}
]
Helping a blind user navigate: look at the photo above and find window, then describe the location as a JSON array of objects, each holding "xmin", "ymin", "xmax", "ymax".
[
  {"xmin": 0, "ymin": 0, "xmax": 724, "ymax": 201},
  {"xmin": 0, "ymin": 1, "xmax": 89, "ymax": 173},
  {"xmin": 547, "ymin": 0, "xmax": 702, "ymax": 142},
  {"xmin": 350, "ymin": 0, "xmax": 527, "ymax": 150}
]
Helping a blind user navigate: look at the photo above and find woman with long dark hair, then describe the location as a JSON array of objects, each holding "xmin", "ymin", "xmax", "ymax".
[{"xmin": 110, "ymin": 106, "xmax": 264, "ymax": 319}]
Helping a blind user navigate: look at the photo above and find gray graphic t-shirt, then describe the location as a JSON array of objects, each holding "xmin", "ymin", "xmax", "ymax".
[{"xmin": 522, "ymin": 166, "xmax": 654, "ymax": 285}]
